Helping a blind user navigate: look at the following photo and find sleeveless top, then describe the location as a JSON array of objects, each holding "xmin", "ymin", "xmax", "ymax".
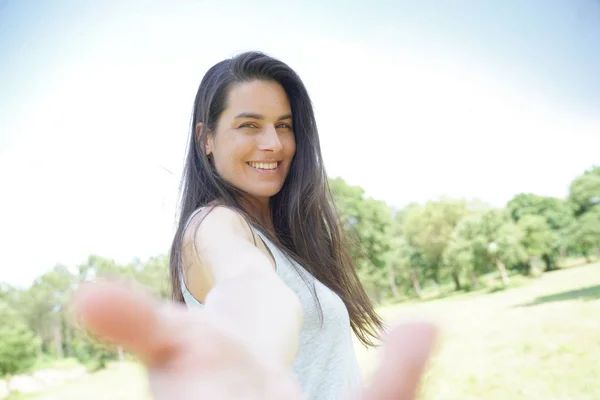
[{"xmin": 179, "ymin": 208, "xmax": 364, "ymax": 400}]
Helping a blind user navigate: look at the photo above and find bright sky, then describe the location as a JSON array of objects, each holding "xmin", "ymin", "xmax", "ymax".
[{"xmin": 1, "ymin": 0, "xmax": 599, "ymax": 287}]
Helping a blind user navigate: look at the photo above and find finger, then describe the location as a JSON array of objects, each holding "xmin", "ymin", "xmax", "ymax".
[
  {"xmin": 72, "ymin": 280, "xmax": 179, "ymax": 366},
  {"xmin": 359, "ymin": 321, "xmax": 438, "ymax": 400}
]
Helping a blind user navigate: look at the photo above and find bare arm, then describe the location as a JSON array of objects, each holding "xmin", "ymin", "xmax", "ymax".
[{"xmin": 181, "ymin": 207, "xmax": 303, "ymax": 369}]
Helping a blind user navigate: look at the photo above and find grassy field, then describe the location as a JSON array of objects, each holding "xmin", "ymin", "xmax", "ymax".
[
  {"xmin": 358, "ymin": 262, "xmax": 600, "ymax": 399},
  {"xmin": 9, "ymin": 262, "xmax": 600, "ymax": 400}
]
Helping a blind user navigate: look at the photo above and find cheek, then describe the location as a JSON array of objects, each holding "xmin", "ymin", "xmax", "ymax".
[
  {"xmin": 286, "ymin": 136, "xmax": 297, "ymax": 159},
  {"xmin": 213, "ymin": 136, "xmax": 245, "ymax": 169},
  {"xmin": 211, "ymin": 148, "xmax": 232, "ymax": 176}
]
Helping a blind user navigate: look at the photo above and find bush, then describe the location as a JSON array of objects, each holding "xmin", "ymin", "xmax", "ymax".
[{"xmin": 0, "ymin": 302, "xmax": 38, "ymax": 392}]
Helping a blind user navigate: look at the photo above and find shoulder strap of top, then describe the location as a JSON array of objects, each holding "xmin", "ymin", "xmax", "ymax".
[
  {"xmin": 179, "ymin": 207, "xmax": 293, "ymax": 305},
  {"xmin": 183, "ymin": 207, "xmax": 206, "ymax": 233},
  {"xmin": 252, "ymin": 228, "xmax": 286, "ymax": 274},
  {"xmin": 179, "ymin": 207, "xmax": 206, "ymax": 306}
]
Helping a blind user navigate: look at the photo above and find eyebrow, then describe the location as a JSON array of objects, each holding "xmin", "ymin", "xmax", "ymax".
[{"xmin": 233, "ymin": 113, "xmax": 293, "ymax": 120}]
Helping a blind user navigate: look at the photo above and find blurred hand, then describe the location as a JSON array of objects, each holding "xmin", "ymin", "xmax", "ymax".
[{"xmin": 73, "ymin": 281, "xmax": 437, "ymax": 399}]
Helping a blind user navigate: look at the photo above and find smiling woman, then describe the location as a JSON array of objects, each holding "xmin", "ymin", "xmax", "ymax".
[
  {"xmin": 169, "ymin": 51, "xmax": 383, "ymax": 398},
  {"xmin": 72, "ymin": 51, "xmax": 437, "ymax": 400}
]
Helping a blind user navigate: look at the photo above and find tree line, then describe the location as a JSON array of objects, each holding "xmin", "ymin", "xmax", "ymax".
[
  {"xmin": 1, "ymin": 165, "xmax": 599, "ymax": 390},
  {"xmin": 331, "ymin": 165, "xmax": 600, "ymax": 302},
  {"xmin": 0, "ymin": 255, "xmax": 170, "ymax": 391}
]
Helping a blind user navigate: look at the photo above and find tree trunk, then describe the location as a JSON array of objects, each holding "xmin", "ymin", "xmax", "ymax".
[
  {"xmin": 529, "ymin": 256, "xmax": 536, "ymax": 275},
  {"xmin": 54, "ymin": 321, "xmax": 64, "ymax": 358},
  {"xmin": 560, "ymin": 247, "xmax": 567, "ymax": 259},
  {"xmin": 581, "ymin": 248, "xmax": 592, "ymax": 263},
  {"xmin": 542, "ymin": 254, "xmax": 556, "ymax": 271},
  {"xmin": 65, "ymin": 326, "xmax": 73, "ymax": 358},
  {"xmin": 471, "ymin": 272, "xmax": 479, "ymax": 289},
  {"xmin": 452, "ymin": 271, "xmax": 462, "ymax": 291},
  {"xmin": 430, "ymin": 276, "xmax": 440, "ymax": 296},
  {"xmin": 496, "ymin": 258, "xmax": 510, "ymax": 285},
  {"xmin": 387, "ymin": 267, "xmax": 399, "ymax": 298},
  {"xmin": 35, "ymin": 330, "xmax": 43, "ymax": 359},
  {"xmin": 5, "ymin": 375, "xmax": 12, "ymax": 395},
  {"xmin": 118, "ymin": 346, "xmax": 125, "ymax": 362},
  {"xmin": 411, "ymin": 268, "xmax": 422, "ymax": 298}
]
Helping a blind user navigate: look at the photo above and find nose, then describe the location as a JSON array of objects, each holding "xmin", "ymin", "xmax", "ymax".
[{"xmin": 257, "ymin": 125, "xmax": 283, "ymax": 152}]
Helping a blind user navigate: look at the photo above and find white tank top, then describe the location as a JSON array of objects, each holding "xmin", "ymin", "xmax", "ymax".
[{"xmin": 179, "ymin": 208, "xmax": 364, "ymax": 399}]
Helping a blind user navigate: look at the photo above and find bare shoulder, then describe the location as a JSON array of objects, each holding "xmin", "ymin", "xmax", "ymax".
[
  {"xmin": 184, "ymin": 205, "xmax": 254, "ymax": 245},
  {"xmin": 180, "ymin": 205, "xmax": 276, "ymax": 302}
]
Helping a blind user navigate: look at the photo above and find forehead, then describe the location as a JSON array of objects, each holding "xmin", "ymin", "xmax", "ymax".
[{"xmin": 224, "ymin": 80, "xmax": 291, "ymax": 115}]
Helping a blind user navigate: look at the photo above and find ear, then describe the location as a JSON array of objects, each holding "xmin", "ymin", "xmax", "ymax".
[{"xmin": 195, "ymin": 123, "xmax": 213, "ymax": 156}]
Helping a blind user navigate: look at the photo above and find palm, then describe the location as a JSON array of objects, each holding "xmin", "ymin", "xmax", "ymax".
[
  {"xmin": 146, "ymin": 309, "xmax": 302, "ymax": 399},
  {"xmin": 73, "ymin": 282, "xmax": 436, "ymax": 400}
]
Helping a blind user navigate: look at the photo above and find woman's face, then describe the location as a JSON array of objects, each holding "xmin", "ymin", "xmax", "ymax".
[{"xmin": 204, "ymin": 80, "xmax": 296, "ymax": 202}]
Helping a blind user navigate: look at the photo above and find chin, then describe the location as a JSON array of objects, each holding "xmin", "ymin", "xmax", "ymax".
[{"xmin": 246, "ymin": 185, "xmax": 284, "ymax": 199}]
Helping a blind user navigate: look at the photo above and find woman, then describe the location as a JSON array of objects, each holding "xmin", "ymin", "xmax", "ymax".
[{"xmin": 73, "ymin": 51, "xmax": 437, "ymax": 399}]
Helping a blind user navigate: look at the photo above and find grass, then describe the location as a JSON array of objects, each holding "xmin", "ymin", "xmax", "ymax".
[
  {"xmin": 4, "ymin": 364, "xmax": 150, "ymax": 400},
  {"xmin": 356, "ymin": 262, "xmax": 600, "ymax": 400},
  {"xmin": 8, "ymin": 262, "xmax": 600, "ymax": 400},
  {"xmin": 29, "ymin": 358, "xmax": 82, "ymax": 373}
]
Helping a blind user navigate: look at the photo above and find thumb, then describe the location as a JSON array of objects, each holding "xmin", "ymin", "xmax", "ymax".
[
  {"xmin": 72, "ymin": 280, "xmax": 180, "ymax": 366},
  {"xmin": 357, "ymin": 321, "xmax": 438, "ymax": 400}
]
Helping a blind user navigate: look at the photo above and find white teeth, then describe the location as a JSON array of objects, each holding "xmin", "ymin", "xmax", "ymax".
[{"xmin": 249, "ymin": 162, "xmax": 278, "ymax": 170}]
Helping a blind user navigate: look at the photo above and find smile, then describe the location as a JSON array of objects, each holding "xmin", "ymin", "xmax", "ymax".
[{"xmin": 247, "ymin": 161, "xmax": 280, "ymax": 170}]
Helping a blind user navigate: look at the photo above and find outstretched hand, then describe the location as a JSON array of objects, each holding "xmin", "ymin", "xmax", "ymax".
[{"xmin": 72, "ymin": 281, "xmax": 437, "ymax": 399}]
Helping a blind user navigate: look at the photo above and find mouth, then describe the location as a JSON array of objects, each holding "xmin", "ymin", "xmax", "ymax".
[{"xmin": 247, "ymin": 161, "xmax": 281, "ymax": 171}]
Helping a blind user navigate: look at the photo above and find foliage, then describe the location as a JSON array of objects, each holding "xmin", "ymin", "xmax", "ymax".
[
  {"xmin": 507, "ymin": 193, "xmax": 576, "ymax": 267},
  {"xmin": 0, "ymin": 301, "xmax": 38, "ymax": 382},
  {"xmin": 402, "ymin": 198, "xmax": 470, "ymax": 284},
  {"xmin": 517, "ymin": 215, "xmax": 558, "ymax": 268},
  {"xmin": 570, "ymin": 206, "xmax": 600, "ymax": 259},
  {"xmin": 569, "ymin": 165, "xmax": 600, "ymax": 216},
  {"xmin": 329, "ymin": 177, "xmax": 392, "ymax": 301},
  {"xmin": 507, "ymin": 193, "xmax": 575, "ymax": 231}
]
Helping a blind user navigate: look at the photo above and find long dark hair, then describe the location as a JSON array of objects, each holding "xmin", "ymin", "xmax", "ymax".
[{"xmin": 169, "ymin": 51, "xmax": 383, "ymax": 346}]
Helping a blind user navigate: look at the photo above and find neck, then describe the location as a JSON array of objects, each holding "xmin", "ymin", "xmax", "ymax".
[{"xmin": 239, "ymin": 195, "xmax": 274, "ymax": 231}]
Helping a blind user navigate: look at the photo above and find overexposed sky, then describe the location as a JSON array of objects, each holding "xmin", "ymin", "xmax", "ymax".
[{"xmin": 1, "ymin": 1, "xmax": 599, "ymax": 287}]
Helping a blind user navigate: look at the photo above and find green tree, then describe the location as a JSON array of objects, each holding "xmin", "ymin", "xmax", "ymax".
[
  {"xmin": 443, "ymin": 226, "xmax": 479, "ymax": 290},
  {"xmin": 128, "ymin": 255, "xmax": 170, "ymax": 299},
  {"xmin": 492, "ymin": 220, "xmax": 528, "ymax": 284},
  {"xmin": 569, "ymin": 165, "xmax": 600, "ymax": 216},
  {"xmin": 402, "ymin": 198, "xmax": 469, "ymax": 288},
  {"xmin": 15, "ymin": 265, "xmax": 75, "ymax": 361},
  {"xmin": 507, "ymin": 193, "xmax": 574, "ymax": 231},
  {"xmin": 30, "ymin": 265, "xmax": 75, "ymax": 359},
  {"xmin": 507, "ymin": 193, "xmax": 574, "ymax": 267},
  {"xmin": 17, "ymin": 284, "xmax": 54, "ymax": 358},
  {"xmin": 570, "ymin": 206, "xmax": 600, "ymax": 261},
  {"xmin": 446, "ymin": 209, "xmax": 526, "ymax": 287},
  {"xmin": 0, "ymin": 284, "xmax": 18, "ymax": 304},
  {"xmin": 385, "ymin": 233, "xmax": 425, "ymax": 298},
  {"xmin": 78, "ymin": 255, "xmax": 132, "ymax": 281},
  {"xmin": 517, "ymin": 215, "xmax": 558, "ymax": 273},
  {"xmin": 386, "ymin": 206, "xmax": 427, "ymax": 298},
  {"xmin": 0, "ymin": 301, "xmax": 38, "ymax": 394},
  {"xmin": 565, "ymin": 166, "xmax": 600, "ymax": 261},
  {"xmin": 329, "ymin": 177, "xmax": 392, "ymax": 302}
]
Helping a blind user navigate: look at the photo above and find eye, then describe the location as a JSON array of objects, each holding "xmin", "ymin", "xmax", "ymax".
[
  {"xmin": 276, "ymin": 123, "xmax": 292, "ymax": 130},
  {"xmin": 239, "ymin": 122, "xmax": 259, "ymax": 129}
]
